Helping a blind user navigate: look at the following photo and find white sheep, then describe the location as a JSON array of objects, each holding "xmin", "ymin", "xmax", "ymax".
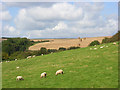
[
  {"xmin": 55, "ymin": 69, "xmax": 64, "ymax": 75},
  {"xmin": 113, "ymin": 42, "xmax": 116, "ymax": 45},
  {"xmin": 106, "ymin": 46, "xmax": 108, "ymax": 47},
  {"xmin": 40, "ymin": 72, "xmax": 47, "ymax": 78},
  {"xmin": 32, "ymin": 55, "xmax": 36, "ymax": 58},
  {"xmin": 27, "ymin": 56, "xmax": 32, "ymax": 59},
  {"xmin": 90, "ymin": 48, "xmax": 92, "ymax": 50},
  {"xmin": 94, "ymin": 48, "xmax": 97, "ymax": 50},
  {"xmin": 6, "ymin": 61, "xmax": 10, "ymax": 62},
  {"xmin": 16, "ymin": 66, "xmax": 19, "ymax": 69},
  {"xmin": 15, "ymin": 59, "xmax": 17, "ymax": 61},
  {"xmin": 41, "ymin": 54, "xmax": 43, "ymax": 56},
  {"xmin": 16, "ymin": 76, "xmax": 24, "ymax": 81},
  {"xmin": 100, "ymin": 46, "xmax": 103, "ymax": 48}
]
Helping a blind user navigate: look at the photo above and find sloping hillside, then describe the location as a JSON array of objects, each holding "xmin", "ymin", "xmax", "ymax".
[
  {"xmin": 102, "ymin": 31, "xmax": 120, "ymax": 43},
  {"xmin": 2, "ymin": 42, "xmax": 118, "ymax": 88}
]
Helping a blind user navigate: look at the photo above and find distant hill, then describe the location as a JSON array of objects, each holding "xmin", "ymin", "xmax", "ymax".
[{"xmin": 2, "ymin": 37, "xmax": 21, "ymax": 39}]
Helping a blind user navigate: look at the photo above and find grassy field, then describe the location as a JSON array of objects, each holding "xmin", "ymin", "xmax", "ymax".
[{"xmin": 2, "ymin": 42, "xmax": 118, "ymax": 88}]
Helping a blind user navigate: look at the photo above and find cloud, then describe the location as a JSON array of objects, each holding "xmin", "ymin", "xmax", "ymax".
[
  {"xmin": 3, "ymin": 2, "xmax": 118, "ymax": 38},
  {"xmin": 14, "ymin": 3, "xmax": 83, "ymax": 31},
  {"xmin": 2, "ymin": 25, "xmax": 20, "ymax": 37},
  {"xmin": 52, "ymin": 22, "xmax": 67, "ymax": 31},
  {"xmin": 0, "ymin": 11, "xmax": 12, "ymax": 21},
  {"xmin": 4, "ymin": 25, "xmax": 16, "ymax": 32},
  {"xmin": 4, "ymin": 2, "xmax": 56, "ymax": 8}
]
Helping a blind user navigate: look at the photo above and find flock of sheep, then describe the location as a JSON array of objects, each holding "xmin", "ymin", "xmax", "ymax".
[
  {"xmin": 89, "ymin": 42, "xmax": 117, "ymax": 50},
  {"xmin": 16, "ymin": 69, "xmax": 64, "ymax": 81},
  {"xmin": 16, "ymin": 42, "xmax": 117, "ymax": 81},
  {"xmin": 1, "ymin": 41, "xmax": 118, "ymax": 82}
]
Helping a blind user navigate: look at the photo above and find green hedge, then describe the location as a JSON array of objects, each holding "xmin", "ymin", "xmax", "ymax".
[{"xmin": 89, "ymin": 40, "xmax": 100, "ymax": 46}]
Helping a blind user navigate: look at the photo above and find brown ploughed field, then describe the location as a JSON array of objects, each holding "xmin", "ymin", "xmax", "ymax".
[{"xmin": 29, "ymin": 36, "xmax": 111, "ymax": 50}]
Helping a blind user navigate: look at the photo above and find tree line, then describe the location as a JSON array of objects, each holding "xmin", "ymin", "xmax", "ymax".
[{"xmin": 2, "ymin": 38, "xmax": 80, "ymax": 61}]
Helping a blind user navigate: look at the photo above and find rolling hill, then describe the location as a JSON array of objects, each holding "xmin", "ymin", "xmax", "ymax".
[{"xmin": 2, "ymin": 42, "xmax": 118, "ymax": 88}]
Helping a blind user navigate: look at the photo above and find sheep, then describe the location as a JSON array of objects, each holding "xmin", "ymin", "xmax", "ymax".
[
  {"xmin": 106, "ymin": 46, "xmax": 108, "ymax": 47},
  {"xmin": 94, "ymin": 48, "xmax": 97, "ymax": 50},
  {"xmin": 32, "ymin": 55, "xmax": 36, "ymax": 58},
  {"xmin": 41, "ymin": 54, "xmax": 43, "ymax": 56},
  {"xmin": 15, "ymin": 59, "xmax": 17, "ymax": 61},
  {"xmin": 6, "ymin": 61, "xmax": 10, "ymax": 62},
  {"xmin": 27, "ymin": 56, "xmax": 32, "ymax": 59},
  {"xmin": 16, "ymin": 66, "xmax": 19, "ymax": 69},
  {"xmin": 100, "ymin": 46, "xmax": 103, "ymax": 48},
  {"xmin": 40, "ymin": 72, "xmax": 47, "ymax": 78},
  {"xmin": 55, "ymin": 69, "xmax": 64, "ymax": 75},
  {"xmin": 113, "ymin": 42, "xmax": 116, "ymax": 45},
  {"xmin": 90, "ymin": 48, "xmax": 92, "ymax": 50},
  {"xmin": 16, "ymin": 76, "xmax": 24, "ymax": 81}
]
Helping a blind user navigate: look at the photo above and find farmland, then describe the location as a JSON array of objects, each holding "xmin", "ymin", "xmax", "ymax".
[{"xmin": 29, "ymin": 36, "xmax": 111, "ymax": 50}]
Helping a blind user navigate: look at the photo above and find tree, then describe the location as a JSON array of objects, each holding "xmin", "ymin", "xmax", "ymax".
[{"xmin": 89, "ymin": 40, "xmax": 100, "ymax": 46}]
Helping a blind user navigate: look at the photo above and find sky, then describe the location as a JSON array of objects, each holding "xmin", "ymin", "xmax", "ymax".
[{"xmin": 1, "ymin": 1, "xmax": 118, "ymax": 39}]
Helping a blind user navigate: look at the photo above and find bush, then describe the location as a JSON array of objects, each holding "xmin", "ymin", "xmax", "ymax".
[
  {"xmin": 2, "ymin": 52, "xmax": 9, "ymax": 60},
  {"xmin": 9, "ymin": 51, "xmax": 33, "ymax": 60},
  {"xmin": 40, "ymin": 47, "xmax": 48, "ymax": 54},
  {"xmin": 59, "ymin": 47, "xmax": 66, "ymax": 51},
  {"xmin": 102, "ymin": 31, "xmax": 120, "ymax": 44},
  {"xmin": 67, "ymin": 46, "xmax": 80, "ymax": 50},
  {"xmin": 89, "ymin": 40, "xmax": 100, "ymax": 46},
  {"xmin": 48, "ymin": 49, "xmax": 57, "ymax": 53}
]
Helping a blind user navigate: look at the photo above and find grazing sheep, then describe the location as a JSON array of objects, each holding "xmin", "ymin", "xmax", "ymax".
[
  {"xmin": 40, "ymin": 72, "xmax": 47, "ymax": 78},
  {"xmin": 6, "ymin": 61, "xmax": 10, "ymax": 62},
  {"xmin": 32, "ymin": 55, "xmax": 36, "ymax": 58},
  {"xmin": 113, "ymin": 42, "xmax": 116, "ymax": 45},
  {"xmin": 100, "ymin": 46, "xmax": 103, "ymax": 48},
  {"xmin": 90, "ymin": 48, "xmax": 92, "ymax": 50},
  {"xmin": 94, "ymin": 48, "xmax": 97, "ymax": 50},
  {"xmin": 16, "ymin": 76, "xmax": 24, "ymax": 81},
  {"xmin": 55, "ymin": 69, "xmax": 64, "ymax": 75},
  {"xmin": 27, "ymin": 56, "xmax": 32, "ymax": 59},
  {"xmin": 16, "ymin": 67, "xmax": 19, "ymax": 69},
  {"xmin": 106, "ymin": 46, "xmax": 108, "ymax": 47},
  {"xmin": 41, "ymin": 54, "xmax": 43, "ymax": 56},
  {"xmin": 15, "ymin": 59, "xmax": 17, "ymax": 61}
]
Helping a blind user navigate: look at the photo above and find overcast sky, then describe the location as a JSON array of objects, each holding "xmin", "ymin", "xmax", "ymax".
[{"xmin": 1, "ymin": 2, "xmax": 118, "ymax": 38}]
